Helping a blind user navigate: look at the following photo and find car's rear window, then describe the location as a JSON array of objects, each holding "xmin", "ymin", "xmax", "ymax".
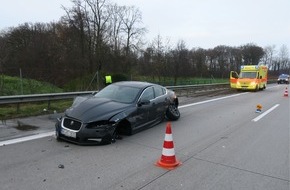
[
  {"xmin": 279, "ymin": 75, "xmax": 289, "ymax": 79},
  {"xmin": 154, "ymin": 86, "xmax": 166, "ymax": 97}
]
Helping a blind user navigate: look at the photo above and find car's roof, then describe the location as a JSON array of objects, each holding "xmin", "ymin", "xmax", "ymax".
[
  {"xmin": 113, "ymin": 81, "xmax": 157, "ymax": 88},
  {"xmin": 279, "ymin": 74, "xmax": 289, "ymax": 77}
]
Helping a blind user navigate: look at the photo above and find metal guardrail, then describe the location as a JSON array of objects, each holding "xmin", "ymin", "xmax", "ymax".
[
  {"xmin": 0, "ymin": 83, "xmax": 229, "ymax": 111},
  {"xmin": 0, "ymin": 91, "xmax": 95, "ymax": 105},
  {"xmin": 166, "ymin": 83, "xmax": 228, "ymax": 90},
  {"xmin": 167, "ymin": 83, "xmax": 229, "ymax": 96}
]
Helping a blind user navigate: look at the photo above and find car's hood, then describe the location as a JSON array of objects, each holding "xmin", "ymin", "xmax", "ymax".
[{"xmin": 65, "ymin": 97, "xmax": 132, "ymax": 122}]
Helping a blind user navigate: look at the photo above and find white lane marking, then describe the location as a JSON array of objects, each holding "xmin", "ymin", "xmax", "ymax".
[
  {"xmin": 179, "ymin": 93, "xmax": 245, "ymax": 109},
  {"xmin": 252, "ymin": 104, "xmax": 280, "ymax": 122},
  {"xmin": 0, "ymin": 131, "xmax": 55, "ymax": 147}
]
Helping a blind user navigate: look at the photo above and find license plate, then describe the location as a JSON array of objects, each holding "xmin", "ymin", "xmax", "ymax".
[{"xmin": 61, "ymin": 128, "xmax": 76, "ymax": 138}]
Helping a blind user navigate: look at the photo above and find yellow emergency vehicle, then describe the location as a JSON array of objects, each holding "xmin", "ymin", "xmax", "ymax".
[{"xmin": 230, "ymin": 65, "xmax": 268, "ymax": 91}]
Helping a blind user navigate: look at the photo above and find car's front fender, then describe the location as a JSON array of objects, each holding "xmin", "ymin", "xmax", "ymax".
[{"xmin": 109, "ymin": 106, "xmax": 136, "ymax": 123}]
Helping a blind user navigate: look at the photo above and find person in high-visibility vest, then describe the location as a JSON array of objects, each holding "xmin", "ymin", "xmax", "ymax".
[{"xmin": 105, "ymin": 75, "xmax": 112, "ymax": 85}]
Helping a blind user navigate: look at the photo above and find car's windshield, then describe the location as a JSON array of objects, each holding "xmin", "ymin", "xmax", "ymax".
[
  {"xmin": 95, "ymin": 84, "xmax": 141, "ymax": 103},
  {"xmin": 239, "ymin": 72, "xmax": 257, "ymax": 79}
]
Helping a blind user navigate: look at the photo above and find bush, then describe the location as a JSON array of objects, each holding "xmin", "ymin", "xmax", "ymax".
[{"xmin": 111, "ymin": 73, "xmax": 129, "ymax": 82}]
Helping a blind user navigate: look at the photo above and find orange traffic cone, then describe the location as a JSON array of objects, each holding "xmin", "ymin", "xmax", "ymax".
[
  {"xmin": 155, "ymin": 122, "xmax": 181, "ymax": 170},
  {"xmin": 284, "ymin": 87, "xmax": 288, "ymax": 97},
  {"xmin": 256, "ymin": 104, "xmax": 262, "ymax": 113}
]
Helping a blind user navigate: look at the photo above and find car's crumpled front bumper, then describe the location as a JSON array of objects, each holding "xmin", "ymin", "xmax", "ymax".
[{"xmin": 55, "ymin": 117, "xmax": 115, "ymax": 145}]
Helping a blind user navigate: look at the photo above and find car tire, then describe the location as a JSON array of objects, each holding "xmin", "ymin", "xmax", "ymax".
[
  {"xmin": 101, "ymin": 129, "xmax": 118, "ymax": 145},
  {"xmin": 55, "ymin": 130, "xmax": 62, "ymax": 141},
  {"xmin": 166, "ymin": 104, "xmax": 180, "ymax": 121},
  {"xmin": 111, "ymin": 129, "xmax": 118, "ymax": 143},
  {"xmin": 101, "ymin": 134, "xmax": 113, "ymax": 145}
]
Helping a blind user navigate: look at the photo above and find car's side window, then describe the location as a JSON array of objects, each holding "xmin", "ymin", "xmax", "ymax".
[
  {"xmin": 153, "ymin": 86, "xmax": 165, "ymax": 98},
  {"xmin": 141, "ymin": 87, "xmax": 155, "ymax": 101}
]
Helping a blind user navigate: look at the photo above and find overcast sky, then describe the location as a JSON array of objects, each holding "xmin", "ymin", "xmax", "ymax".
[{"xmin": 1, "ymin": 0, "xmax": 289, "ymax": 50}]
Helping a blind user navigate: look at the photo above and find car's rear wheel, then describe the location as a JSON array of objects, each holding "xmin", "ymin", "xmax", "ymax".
[{"xmin": 166, "ymin": 104, "xmax": 180, "ymax": 121}]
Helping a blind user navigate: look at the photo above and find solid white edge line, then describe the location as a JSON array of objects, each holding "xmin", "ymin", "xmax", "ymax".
[
  {"xmin": 179, "ymin": 93, "xmax": 246, "ymax": 109},
  {"xmin": 0, "ymin": 131, "xmax": 55, "ymax": 147},
  {"xmin": 252, "ymin": 104, "xmax": 280, "ymax": 122}
]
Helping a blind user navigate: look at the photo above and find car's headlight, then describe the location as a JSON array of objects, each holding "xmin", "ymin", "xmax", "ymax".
[{"xmin": 250, "ymin": 82, "xmax": 256, "ymax": 86}]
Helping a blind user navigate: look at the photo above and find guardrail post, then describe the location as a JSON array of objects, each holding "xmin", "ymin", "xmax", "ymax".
[
  {"xmin": 17, "ymin": 103, "xmax": 20, "ymax": 113},
  {"xmin": 48, "ymin": 100, "xmax": 51, "ymax": 110}
]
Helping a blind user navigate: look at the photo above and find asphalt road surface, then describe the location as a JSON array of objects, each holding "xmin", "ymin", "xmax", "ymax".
[{"xmin": 0, "ymin": 84, "xmax": 289, "ymax": 190}]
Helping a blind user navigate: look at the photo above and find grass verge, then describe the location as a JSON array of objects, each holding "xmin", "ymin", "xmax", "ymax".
[{"xmin": 0, "ymin": 100, "xmax": 72, "ymax": 120}]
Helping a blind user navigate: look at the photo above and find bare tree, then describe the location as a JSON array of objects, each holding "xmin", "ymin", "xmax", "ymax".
[
  {"xmin": 150, "ymin": 35, "xmax": 167, "ymax": 81},
  {"xmin": 230, "ymin": 47, "xmax": 243, "ymax": 71},
  {"xmin": 213, "ymin": 46, "xmax": 232, "ymax": 78},
  {"xmin": 278, "ymin": 45, "xmax": 289, "ymax": 73},
  {"xmin": 120, "ymin": 6, "xmax": 146, "ymax": 56},
  {"xmin": 241, "ymin": 43, "xmax": 265, "ymax": 65},
  {"xmin": 171, "ymin": 40, "xmax": 189, "ymax": 85},
  {"xmin": 262, "ymin": 45, "xmax": 276, "ymax": 69},
  {"xmin": 190, "ymin": 48, "xmax": 207, "ymax": 77},
  {"xmin": 84, "ymin": 0, "xmax": 111, "ymax": 72},
  {"xmin": 107, "ymin": 4, "xmax": 125, "ymax": 53},
  {"xmin": 121, "ymin": 6, "xmax": 146, "ymax": 76}
]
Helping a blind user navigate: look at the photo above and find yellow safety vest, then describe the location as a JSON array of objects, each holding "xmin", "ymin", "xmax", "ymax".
[{"xmin": 105, "ymin": 76, "xmax": 112, "ymax": 84}]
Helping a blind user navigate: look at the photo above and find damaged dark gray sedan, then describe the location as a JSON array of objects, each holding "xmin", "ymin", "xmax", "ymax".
[{"xmin": 55, "ymin": 81, "xmax": 180, "ymax": 145}]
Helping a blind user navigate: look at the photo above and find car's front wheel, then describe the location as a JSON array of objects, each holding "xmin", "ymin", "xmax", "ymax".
[
  {"xmin": 166, "ymin": 104, "xmax": 180, "ymax": 121},
  {"xmin": 101, "ymin": 134, "xmax": 114, "ymax": 145},
  {"xmin": 101, "ymin": 128, "xmax": 118, "ymax": 145},
  {"xmin": 55, "ymin": 131, "xmax": 63, "ymax": 142},
  {"xmin": 55, "ymin": 126, "xmax": 62, "ymax": 141}
]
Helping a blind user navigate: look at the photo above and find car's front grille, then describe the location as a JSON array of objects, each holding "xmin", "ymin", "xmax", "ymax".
[{"xmin": 62, "ymin": 118, "xmax": 82, "ymax": 131}]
